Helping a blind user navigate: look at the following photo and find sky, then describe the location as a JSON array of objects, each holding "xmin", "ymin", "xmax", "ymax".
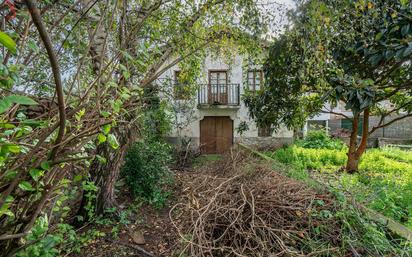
[{"xmin": 257, "ymin": 0, "xmax": 297, "ymax": 38}]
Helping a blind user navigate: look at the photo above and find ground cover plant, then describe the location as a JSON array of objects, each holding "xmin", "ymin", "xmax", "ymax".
[{"xmin": 267, "ymin": 131, "xmax": 412, "ymax": 230}]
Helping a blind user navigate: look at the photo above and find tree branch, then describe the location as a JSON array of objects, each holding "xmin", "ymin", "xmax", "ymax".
[
  {"xmin": 25, "ymin": 0, "xmax": 66, "ymax": 160},
  {"xmin": 369, "ymin": 113, "xmax": 412, "ymax": 135},
  {"xmin": 320, "ymin": 110, "xmax": 351, "ymax": 120}
]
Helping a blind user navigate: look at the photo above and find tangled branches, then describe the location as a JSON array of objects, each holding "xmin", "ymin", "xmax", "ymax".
[{"xmin": 171, "ymin": 151, "xmax": 342, "ymax": 257}]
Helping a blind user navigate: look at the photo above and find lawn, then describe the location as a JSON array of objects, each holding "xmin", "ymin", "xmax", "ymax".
[{"xmin": 266, "ymin": 143, "xmax": 412, "ymax": 229}]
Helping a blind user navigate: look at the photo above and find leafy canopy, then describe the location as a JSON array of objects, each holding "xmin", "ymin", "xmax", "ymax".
[{"xmin": 245, "ymin": 0, "xmax": 412, "ymax": 130}]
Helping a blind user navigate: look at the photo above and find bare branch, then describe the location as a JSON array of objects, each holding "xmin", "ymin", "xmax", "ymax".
[
  {"xmin": 369, "ymin": 113, "xmax": 412, "ymax": 135},
  {"xmin": 25, "ymin": 0, "xmax": 66, "ymax": 160}
]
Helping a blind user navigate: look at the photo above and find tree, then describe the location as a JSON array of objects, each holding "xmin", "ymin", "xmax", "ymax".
[
  {"xmin": 0, "ymin": 0, "xmax": 268, "ymax": 254},
  {"xmin": 245, "ymin": 0, "xmax": 412, "ymax": 172}
]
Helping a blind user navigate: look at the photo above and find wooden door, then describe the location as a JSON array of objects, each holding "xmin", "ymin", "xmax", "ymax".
[{"xmin": 200, "ymin": 116, "xmax": 233, "ymax": 154}]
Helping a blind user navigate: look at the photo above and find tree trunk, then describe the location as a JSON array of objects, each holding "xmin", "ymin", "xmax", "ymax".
[
  {"xmin": 90, "ymin": 126, "xmax": 137, "ymax": 214},
  {"xmin": 346, "ymin": 114, "xmax": 359, "ymax": 173},
  {"xmin": 346, "ymin": 108, "xmax": 370, "ymax": 173}
]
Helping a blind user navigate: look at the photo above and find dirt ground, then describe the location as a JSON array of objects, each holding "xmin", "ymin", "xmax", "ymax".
[{"xmin": 70, "ymin": 162, "xmax": 209, "ymax": 257}]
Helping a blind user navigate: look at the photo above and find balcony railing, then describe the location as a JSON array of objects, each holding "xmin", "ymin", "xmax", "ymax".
[{"xmin": 198, "ymin": 83, "xmax": 240, "ymax": 106}]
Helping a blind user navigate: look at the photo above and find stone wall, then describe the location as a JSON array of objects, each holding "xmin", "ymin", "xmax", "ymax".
[
  {"xmin": 370, "ymin": 115, "xmax": 412, "ymax": 139},
  {"xmin": 235, "ymin": 137, "xmax": 293, "ymax": 151},
  {"xmin": 327, "ymin": 115, "xmax": 412, "ymax": 139},
  {"xmin": 166, "ymin": 136, "xmax": 294, "ymax": 151}
]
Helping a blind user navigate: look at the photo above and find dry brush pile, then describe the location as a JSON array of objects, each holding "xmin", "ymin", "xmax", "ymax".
[{"xmin": 170, "ymin": 150, "xmax": 406, "ymax": 257}]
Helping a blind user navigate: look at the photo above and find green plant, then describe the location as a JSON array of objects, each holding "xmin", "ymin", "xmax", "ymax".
[
  {"xmin": 16, "ymin": 217, "xmax": 105, "ymax": 257},
  {"xmin": 82, "ymin": 181, "xmax": 99, "ymax": 221},
  {"xmin": 122, "ymin": 141, "xmax": 172, "ymax": 208},
  {"xmin": 268, "ymin": 145, "xmax": 412, "ymax": 229},
  {"xmin": 296, "ymin": 130, "xmax": 346, "ymax": 150}
]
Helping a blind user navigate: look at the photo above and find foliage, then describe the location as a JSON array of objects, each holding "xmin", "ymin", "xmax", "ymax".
[
  {"xmin": 268, "ymin": 146, "xmax": 412, "ymax": 229},
  {"xmin": 245, "ymin": 0, "xmax": 412, "ymax": 171},
  {"xmin": 247, "ymin": 0, "xmax": 412, "ymax": 129},
  {"xmin": 15, "ymin": 179, "xmax": 102, "ymax": 256},
  {"xmin": 16, "ymin": 218, "xmax": 105, "ymax": 257},
  {"xmin": 141, "ymin": 87, "xmax": 172, "ymax": 141},
  {"xmin": 0, "ymin": 31, "xmax": 16, "ymax": 54},
  {"xmin": 122, "ymin": 141, "xmax": 172, "ymax": 208},
  {"xmin": 296, "ymin": 130, "xmax": 346, "ymax": 150},
  {"xmin": 236, "ymin": 121, "xmax": 249, "ymax": 136}
]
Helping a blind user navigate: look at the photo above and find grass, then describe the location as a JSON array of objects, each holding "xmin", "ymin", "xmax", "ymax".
[{"xmin": 266, "ymin": 146, "xmax": 412, "ymax": 229}]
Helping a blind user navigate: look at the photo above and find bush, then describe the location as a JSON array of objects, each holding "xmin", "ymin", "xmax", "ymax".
[
  {"xmin": 122, "ymin": 141, "xmax": 172, "ymax": 208},
  {"xmin": 271, "ymin": 146, "xmax": 347, "ymax": 172},
  {"xmin": 296, "ymin": 130, "xmax": 346, "ymax": 150}
]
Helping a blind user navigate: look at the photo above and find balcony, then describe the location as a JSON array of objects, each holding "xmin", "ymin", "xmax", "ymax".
[{"xmin": 198, "ymin": 83, "xmax": 240, "ymax": 108}]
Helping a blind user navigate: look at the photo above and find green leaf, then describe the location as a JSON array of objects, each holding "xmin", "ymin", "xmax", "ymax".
[
  {"xmin": 107, "ymin": 134, "xmax": 119, "ymax": 149},
  {"xmin": 401, "ymin": 24, "xmax": 410, "ymax": 37},
  {"xmin": 0, "ymin": 97, "xmax": 13, "ymax": 114},
  {"xmin": 0, "ymin": 31, "xmax": 16, "ymax": 54},
  {"xmin": 30, "ymin": 169, "xmax": 44, "ymax": 182},
  {"xmin": 27, "ymin": 39, "xmax": 39, "ymax": 53},
  {"xmin": 403, "ymin": 43, "xmax": 412, "ymax": 57},
  {"xmin": 18, "ymin": 181, "xmax": 35, "ymax": 191},
  {"xmin": 100, "ymin": 111, "xmax": 111, "ymax": 118},
  {"xmin": 374, "ymin": 32, "xmax": 382, "ymax": 41},
  {"xmin": 0, "ymin": 95, "xmax": 38, "ymax": 114},
  {"xmin": 368, "ymin": 54, "xmax": 382, "ymax": 66},
  {"xmin": 75, "ymin": 108, "xmax": 86, "ymax": 121},
  {"xmin": 400, "ymin": 0, "xmax": 409, "ymax": 7},
  {"xmin": 7, "ymin": 95, "xmax": 38, "ymax": 105},
  {"xmin": 73, "ymin": 175, "xmax": 83, "ymax": 182},
  {"xmin": 102, "ymin": 124, "xmax": 111, "ymax": 135},
  {"xmin": 4, "ymin": 170, "xmax": 17, "ymax": 180},
  {"xmin": 97, "ymin": 133, "xmax": 106, "ymax": 144},
  {"xmin": 41, "ymin": 161, "xmax": 51, "ymax": 170},
  {"xmin": 3, "ymin": 144, "xmax": 20, "ymax": 153},
  {"xmin": 0, "ymin": 123, "xmax": 16, "ymax": 129},
  {"xmin": 0, "ymin": 196, "xmax": 14, "ymax": 218},
  {"xmin": 96, "ymin": 154, "xmax": 107, "ymax": 164}
]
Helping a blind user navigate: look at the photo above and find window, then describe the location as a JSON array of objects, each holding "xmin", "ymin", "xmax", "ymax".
[
  {"xmin": 258, "ymin": 125, "xmax": 273, "ymax": 137},
  {"xmin": 307, "ymin": 120, "xmax": 327, "ymax": 131},
  {"xmin": 247, "ymin": 70, "xmax": 263, "ymax": 91},
  {"xmin": 209, "ymin": 70, "xmax": 227, "ymax": 94},
  {"xmin": 174, "ymin": 70, "xmax": 188, "ymax": 100}
]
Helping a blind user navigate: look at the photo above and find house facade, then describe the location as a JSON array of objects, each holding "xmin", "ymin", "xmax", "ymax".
[{"xmin": 158, "ymin": 54, "xmax": 293, "ymax": 153}]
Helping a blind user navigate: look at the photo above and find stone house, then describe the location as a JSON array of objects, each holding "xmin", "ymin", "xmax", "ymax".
[{"xmin": 157, "ymin": 54, "xmax": 293, "ymax": 154}]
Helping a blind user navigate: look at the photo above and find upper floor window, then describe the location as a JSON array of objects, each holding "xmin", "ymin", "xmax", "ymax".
[
  {"xmin": 209, "ymin": 70, "xmax": 227, "ymax": 94},
  {"xmin": 247, "ymin": 70, "xmax": 263, "ymax": 91},
  {"xmin": 209, "ymin": 70, "xmax": 227, "ymax": 95}
]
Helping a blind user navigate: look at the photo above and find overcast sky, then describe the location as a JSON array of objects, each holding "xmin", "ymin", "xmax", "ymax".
[{"xmin": 257, "ymin": 0, "xmax": 297, "ymax": 39}]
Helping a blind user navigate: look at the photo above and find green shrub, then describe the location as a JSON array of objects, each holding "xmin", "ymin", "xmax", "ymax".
[
  {"xmin": 122, "ymin": 141, "xmax": 172, "ymax": 208},
  {"xmin": 296, "ymin": 130, "xmax": 346, "ymax": 150},
  {"xmin": 271, "ymin": 146, "xmax": 347, "ymax": 172}
]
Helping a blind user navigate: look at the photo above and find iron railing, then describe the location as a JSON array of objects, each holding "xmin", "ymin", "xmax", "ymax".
[{"xmin": 198, "ymin": 83, "xmax": 240, "ymax": 106}]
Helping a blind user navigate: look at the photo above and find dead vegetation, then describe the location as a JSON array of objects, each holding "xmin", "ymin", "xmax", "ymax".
[
  {"xmin": 171, "ymin": 151, "xmax": 344, "ymax": 257},
  {"xmin": 70, "ymin": 149, "xmax": 406, "ymax": 257}
]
